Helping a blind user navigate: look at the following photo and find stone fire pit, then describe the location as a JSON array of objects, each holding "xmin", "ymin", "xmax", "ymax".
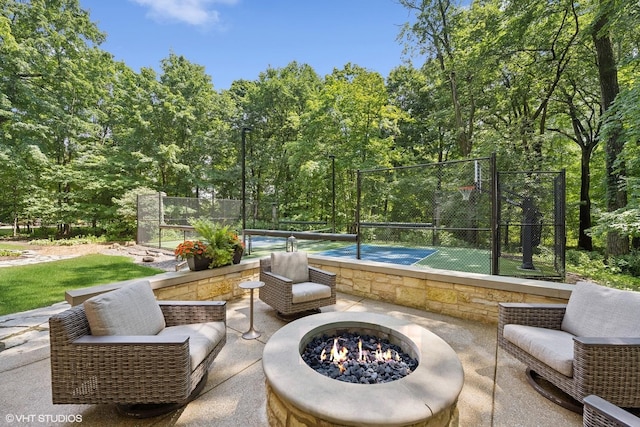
[{"xmin": 263, "ymin": 312, "xmax": 464, "ymax": 427}]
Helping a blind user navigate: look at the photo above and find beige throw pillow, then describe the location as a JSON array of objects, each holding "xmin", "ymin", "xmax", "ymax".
[
  {"xmin": 561, "ymin": 281, "xmax": 640, "ymax": 337},
  {"xmin": 84, "ymin": 280, "xmax": 166, "ymax": 336},
  {"xmin": 271, "ymin": 251, "xmax": 310, "ymax": 284}
]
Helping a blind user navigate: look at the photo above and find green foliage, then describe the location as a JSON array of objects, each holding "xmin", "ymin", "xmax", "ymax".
[
  {"xmin": 0, "ymin": 249, "xmax": 21, "ymax": 257},
  {"xmin": 28, "ymin": 235, "xmax": 107, "ymax": 246},
  {"xmin": 1, "ymin": 0, "xmax": 639, "ymax": 266},
  {"xmin": 104, "ymin": 187, "xmax": 157, "ymax": 240},
  {"xmin": 190, "ymin": 219, "xmax": 235, "ymax": 267},
  {"xmin": 607, "ymin": 251, "xmax": 640, "ymax": 278},
  {"xmin": 566, "ymin": 249, "xmax": 640, "ymax": 291},
  {"xmin": 588, "ymin": 208, "xmax": 640, "ymax": 240}
]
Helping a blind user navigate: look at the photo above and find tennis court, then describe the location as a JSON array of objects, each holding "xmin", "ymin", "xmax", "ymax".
[
  {"xmin": 245, "ymin": 236, "xmax": 494, "ymax": 274},
  {"xmin": 320, "ymin": 244, "xmax": 436, "ymax": 266}
]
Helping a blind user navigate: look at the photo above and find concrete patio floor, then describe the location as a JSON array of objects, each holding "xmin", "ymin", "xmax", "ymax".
[{"xmin": 0, "ymin": 292, "xmax": 582, "ymax": 426}]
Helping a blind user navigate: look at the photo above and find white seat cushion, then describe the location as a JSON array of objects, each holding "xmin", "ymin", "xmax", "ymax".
[
  {"xmin": 84, "ymin": 280, "xmax": 165, "ymax": 336},
  {"xmin": 271, "ymin": 251, "xmax": 309, "ymax": 284},
  {"xmin": 503, "ymin": 324, "xmax": 575, "ymax": 377},
  {"xmin": 562, "ymin": 281, "xmax": 640, "ymax": 337},
  {"xmin": 291, "ymin": 282, "xmax": 332, "ymax": 304},
  {"xmin": 158, "ymin": 322, "xmax": 226, "ymax": 369}
]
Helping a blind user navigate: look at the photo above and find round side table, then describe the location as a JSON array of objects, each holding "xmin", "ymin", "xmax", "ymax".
[{"xmin": 239, "ymin": 280, "xmax": 265, "ymax": 340}]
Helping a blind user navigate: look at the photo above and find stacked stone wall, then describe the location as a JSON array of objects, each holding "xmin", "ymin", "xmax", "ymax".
[{"xmin": 67, "ymin": 256, "xmax": 572, "ymax": 325}]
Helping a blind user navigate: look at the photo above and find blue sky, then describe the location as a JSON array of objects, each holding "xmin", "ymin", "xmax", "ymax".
[{"xmin": 78, "ymin": 0, "xmax": 418, "ymax": 90}]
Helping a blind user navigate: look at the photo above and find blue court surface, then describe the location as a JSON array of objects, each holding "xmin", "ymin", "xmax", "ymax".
[
  {"xmin": 320, "ymin": 244, "xmax": 436, "ymax": 265},
  {"xmin": 246, "ymin": 236, "xmax": 286, "ymax": 248}
]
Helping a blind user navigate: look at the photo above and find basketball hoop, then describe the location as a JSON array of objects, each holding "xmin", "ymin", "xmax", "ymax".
[{"xmin": 458, "ymin": 186, "xmax": 475, "ymax": 201}]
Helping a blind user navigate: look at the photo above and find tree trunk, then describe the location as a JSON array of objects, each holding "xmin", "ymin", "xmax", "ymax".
[
  {"xmin": 449, "ymin": 71, "xmax": 470, "ymax": 156},
  {"xmin": 592, "ymin": 10, "xmax": 627, "ymax": 256},
  {"xmin": 578, "ymin": 147, "xmax": 593, "ymax": 250}
]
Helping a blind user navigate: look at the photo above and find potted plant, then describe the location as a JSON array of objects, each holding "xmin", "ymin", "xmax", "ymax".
[
  {"xmin": 174, "ymin": 240, "xmax": 211, "ymax": 271},
  {"xmin": 228, "ymin": 231, "xmax": 244, "ymax": 264},
  {"xmin": 190, "ymin": 219, "xmax": 235, "ymax": 268}
]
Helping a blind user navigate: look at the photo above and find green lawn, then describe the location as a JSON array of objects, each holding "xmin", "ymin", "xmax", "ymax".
[
  {"xmin": 0, "ymin": 254, "xmax": 163, "ymax": 316},
  {"xmin": 0, "ymin": 241, "xmax": 30, "ymax": 251}
]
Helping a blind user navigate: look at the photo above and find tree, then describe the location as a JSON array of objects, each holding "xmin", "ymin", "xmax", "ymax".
[
  {"xmin": 300, "ymin": 64, "xmax": 403, "ymax": 229},
  {"xmin": 158, "ymin": 53, "xmax": 236, "ymax": 198},
  {"xmin": 0, "ymin": 0, "xmax": 111, "ymax": 234},
  {"xmin": 398, "ymin": 0, "xmax": 474, "ymax": 156},
  {"xmin": 590, "ymin": 0, "xmax": 640, "ymax": 250},
  {"xmin": 590, "ymin": 0, "xmax": 628, "ymax": 255},
  {"xmin": 237, "ymin": 62, "xmax": 322, "ymax": 224},
  {"xmin": 387, "ymin": 64, "xmax": 455, "ymax": 163}
]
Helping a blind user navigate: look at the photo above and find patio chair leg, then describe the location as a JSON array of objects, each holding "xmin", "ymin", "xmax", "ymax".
[
  {"xmin": 525, "ymin": 368, "xmax": 583, "ymax": 414},
  {"xmin": 276, "ymin": 308, "xmax": 321, "ymax": 322},
  {"xmin": 115, "ymin": 371, "xmax": 208, "ymax": 419}
]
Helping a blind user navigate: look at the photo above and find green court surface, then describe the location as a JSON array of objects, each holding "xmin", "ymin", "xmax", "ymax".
[{"xmin": 157, "ymin": 235, "xmax": 557, "ymax": 278}]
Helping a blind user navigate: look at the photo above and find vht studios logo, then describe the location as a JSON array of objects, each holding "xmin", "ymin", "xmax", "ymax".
[{"xmin": 5, "ymin": 414, "xmax": 83, "ymax": 423}]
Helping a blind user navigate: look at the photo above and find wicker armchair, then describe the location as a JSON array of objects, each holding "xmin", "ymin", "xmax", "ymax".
[
  {"xmin": 498, "ymin": 282, "xmax": 640, "ymax": 411},
  {"xmin": 583, "ymin": 395, "xmax": 640, "ymax": 427},
  {"xmin": 259, "ymin": 251, "xmax": 336, "ymax": 317},
  {"xmin": 49, "ymin": 281, "xmax": 226, "ymax": 414}
]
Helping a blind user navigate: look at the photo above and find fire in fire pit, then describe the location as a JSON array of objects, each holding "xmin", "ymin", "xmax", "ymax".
[{"xmin": 301, "ymin": 332, "xmax": 419, "ymax": 384}]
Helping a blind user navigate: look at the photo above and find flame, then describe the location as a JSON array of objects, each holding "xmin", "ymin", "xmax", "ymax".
[
  {"xmin": 330, "ymin": 338, "xmax": 348, "ymax": 363},
  {"xmin": 318, "ymin": 336, "xmax": 402, "ymax": 376},
  {"xmin": 373, "ymin": 343, "xmax": 397, "ymax": 362}
]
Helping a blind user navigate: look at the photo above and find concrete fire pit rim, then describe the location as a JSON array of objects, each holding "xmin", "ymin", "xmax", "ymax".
[{"xmin": 262, "ymin": 311, "xmax": 464, "ymax": 426}]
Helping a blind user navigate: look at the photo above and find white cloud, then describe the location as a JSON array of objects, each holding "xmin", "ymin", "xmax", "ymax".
[{"xmin": 132, "ymin": 0, "xmax": 238, "ymax": 27}]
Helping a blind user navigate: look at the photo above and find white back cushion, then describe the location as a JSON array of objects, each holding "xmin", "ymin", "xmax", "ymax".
[
  {"xmin": 561, "ymin": 281, "xmax": 640, "ymax": 337},
  {"xmin": 84, "ymin": 280, "xmax": 165, "ymax": 336},
  {"xmin": 271, "ymin": 251, "xmax": 309, "ymax": 284}
]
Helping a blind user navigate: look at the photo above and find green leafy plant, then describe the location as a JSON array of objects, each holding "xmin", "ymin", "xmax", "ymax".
[
  {"xmin": 190, "ymin": 219, "xmax": 236, "ymax": 268},
  {"xmin": 0, "ymin": 249, "xmax": 21, "ymax": 257}
]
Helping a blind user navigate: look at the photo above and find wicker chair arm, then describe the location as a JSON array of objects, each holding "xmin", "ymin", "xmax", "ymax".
[
  {"xmin": 574, "ymin": 336, "xmax": 640, "ymax": 368},
  {"xmin": 74, "ymin": 334, "xmax": 188, "ymax": 345},
  {"xmin": 309, "ymin": 266, "xmax": 336, "ymax": 286},
  {"xmin": 53, "ymin": 334, "xmax": 192, "ymax": 403},
  {"xmin": 575, "ymin": 337, "xmax": 640, "ymax": 346},
  {"xmin": 498, "ymin": 303, "xmax": 567, "ymax": 332},
  {"xmin": 159, "ymin": 300, "xmax": 226, "ymax": 326},
  {"xmin": 49, "ymin": 305, "xmax": 91, "ymax": 344},
  {"xmin": 263, "ymin": 270, "xmax": 293, "ymax": 283},
  {"xmin": 583, "ymin": 395, "xmax": 640, "ymax": 427},
  {"xmin": 70, "ymin": 334, "xmax": 191, "ymax": 377},
  {"xmin": 574, "ymin": 338, "xmax": 640, "ymax": 408}
]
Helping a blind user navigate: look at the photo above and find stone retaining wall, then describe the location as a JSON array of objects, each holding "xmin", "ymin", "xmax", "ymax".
[
  {"xmin": 65, "ymin": 261, "xmax": 261, "ymax": 306},
  {"xmin": 311, "ymin": 257, "xmax": 573, "ymax": 324},
  {"xmin": 66, "ymin": 255, "xmax": 573, "ymax": 324}
]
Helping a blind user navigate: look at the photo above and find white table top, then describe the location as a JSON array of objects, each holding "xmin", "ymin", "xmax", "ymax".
[{"xmin": 239, "ymin": 280, "xmax": 265, "ymax": 290}]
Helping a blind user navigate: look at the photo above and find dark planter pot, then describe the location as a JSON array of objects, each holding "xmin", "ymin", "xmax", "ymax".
[
  {"xmin": 187, "ymin": 255, "xmax": 212, "ymax": 271},
  {"xmin": 233, "ymin": 247, "xmax": 244, "ymax": 264}
]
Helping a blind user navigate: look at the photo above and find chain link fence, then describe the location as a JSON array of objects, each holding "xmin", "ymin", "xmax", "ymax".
[
  {"xmin": 357, "ymin": 157, "xmax": 494, "ymax": 274},
  {"xmin": 137, "ymin": 193, "xmax": 241, "ymax": 249},
  {"xmin": 356, "ymin": 157, "xmax": 565, "ymax": 279},
  {"xmin": 497, "ymin": 171, "xmax": 565, "ymax": 279},
  {"xmin": 135, "ymin": 157, "xmax": 565, "ymax": 279}
]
